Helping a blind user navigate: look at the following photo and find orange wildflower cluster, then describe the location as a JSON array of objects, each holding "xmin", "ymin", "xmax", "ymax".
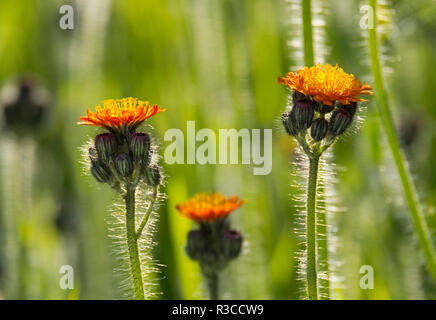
[
  {"xmin": 78, "ymin": 97, "xmax": 166, "ymax": 131},
  {"xmin": 278, "ymin": 63, "xmax": 373, "ymax": 106},
  {"xmin": 176, "ymin": 193, "xmax": 244, "ymax": 222}
]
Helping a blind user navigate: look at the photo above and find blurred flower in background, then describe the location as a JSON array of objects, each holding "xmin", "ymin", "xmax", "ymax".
[{"xmin": 177, "ymin": 193, "xmax": 244, "ymax": 299}]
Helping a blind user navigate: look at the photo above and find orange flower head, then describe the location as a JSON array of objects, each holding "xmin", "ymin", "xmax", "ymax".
[
  {"xmin": 176, "ymin": 193, "xmax": 244, "ymax": 222},
  {"xmin": 278, "ymin": 63, "xmax": 373, "ymax": 106},
  {"xmin": 78, "ymin": 97, "xmax": 166, "ymax": 133}
]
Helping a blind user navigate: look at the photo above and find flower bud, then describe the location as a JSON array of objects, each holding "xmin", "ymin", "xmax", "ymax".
[
  {"xmin": 114, "ymin": 153, "xmax": 133, "ymax": 177},
  {"xmin": 342, "ymin": 102, "xmax": 357, "ymax": 116},
  {"xmin": 293, "ymin": 99, "xmax": 314, "ymax": 130},
  {"xmin": 281, "ymin": 111, "xmax": 299, "ymax": 136},
  {"xmin": 88, "ymin": 147, "xmax": 98, "ymax": 162},
  {"xmin": 91, "ymin": 161, "xmax": 112, "ymax": 183},
  {"xmin": 292, "ymin": 90, "xmax": 307, "ymax": 102},
  {"xmin": 222, "ymin": 230, "xmax": 243, "ymax": 260},
  {"xmin": 95, "ymin": 133, "xmax": 117, "ymax": 162},
  {"xmin": 186, "ymin": 230, "xmax": 206, "ymax": 261},
  {"xmin": 129, "ymin": 133, "xmax": 151, "ymax": 164},
  {"xmin": 144, "ymin": 165, "xmax": 161, "ymax": 187},
  {"xmin": 310, "ymin": 118, "xmax": 328, "ymax": 141},
  {"xmin": 316, "ymin": 103, "xmax": 334, "ymax": 114},
  {"xmin": 329, "ymin": 108, "xmax": 353, "ymax": 136}
]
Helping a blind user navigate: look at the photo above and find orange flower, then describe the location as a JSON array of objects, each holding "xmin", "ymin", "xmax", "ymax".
[
  {"xmin": 176, "ymin": 193, "xmax": 244, "ymax": 222},
  {"xmin": 78, "ymin": 97, "xmax": 166, "ymax": 132},
  {"xmin": 278, "ymin": 63, "xmax": 373, "ymax": 106}
]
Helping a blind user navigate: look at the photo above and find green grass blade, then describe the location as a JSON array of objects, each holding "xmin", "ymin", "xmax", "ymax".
[{"xmin": 368, "ymin": 0, "xmax": 436, "ymax": 284}]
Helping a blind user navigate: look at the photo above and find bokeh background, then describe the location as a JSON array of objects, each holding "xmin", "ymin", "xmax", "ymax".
[{"xmin": 0, "ymin": 0, "xmax": 436, "ymax": 299}]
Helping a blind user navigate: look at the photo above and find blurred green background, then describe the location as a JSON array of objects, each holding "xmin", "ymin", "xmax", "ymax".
[{"xmin": 0, "ymin": 0, "xmax": 436, "ymax": 299}]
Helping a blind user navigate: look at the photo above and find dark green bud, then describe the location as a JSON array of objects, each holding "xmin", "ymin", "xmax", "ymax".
[
  {"xmin": 281, "ymin": 111, "xmax": 299, "ymax": 136},
  {"xmin": 329, "ymin": 108, "xmax": 353, "ymax": 136},
  {"xmin": 316, "ymin": 103, "xmax": 334, "ymax": 114},
  {"xmin": 222, "ymin": 230, "xmax": 243, "ymax": 260},
  {"xmin": 186, "ymin": 230, "xmax": 205, "ymax": 261},
  {"xmin": 292, "ymin": 90, "xmax": 307, "ymax": 102},
  {"xmin": 342, "ymin": 102, "xmax": 357, "ymax": 116},
  {"xmin": 310, "ymin": 118, "xmax": 328, "ymax": 141},
  {"xmin": 114, "ymin": 153, "xmax": 133, "ymax": 177},
  {"xmin": 144, "ymin": 165, "xmax": 161, "ymax": 186},
  {"xmin": 95, "ymin": 133, "xmax": 117, "ymax": 162},
  {"xmin": 91, "ymin": 161, "xmax": 112, "ymax": 183},
  {"xmin": 129, "ymin": 133, "xmax": 151, "ymax": 164},
  {"xmin": 293, "ymin": 99, "xmax": 315, "ymax": 130},
  {"xmin": 88, "ymin": 147, "xmax": 98, "ymax": 162}
]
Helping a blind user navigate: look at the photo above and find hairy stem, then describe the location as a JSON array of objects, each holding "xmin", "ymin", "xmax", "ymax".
[
  {"xmin": 302, "ymin": 0, "xmax": 314, "ymax": 66},
  {"xmin": 317, "ymin": 175, "xmax": 330, "ymax": 299},
  {"xmin": 136, "ymin": 186, "xmax": 158, "ymax": 239},
  {"xmin": 306, "ymin": 156, "xmax": 319, "ymax": 300},
  {"xmin": 369, "ymin": 0, "xmax": 436, "ymax": 284},
  {"xmin": 207, "ymin": 273, "xmax": 219, "ymax": 300},
  {"xmin": 125, "ymin": 186, "xmax": 145, "ymax": 300}
]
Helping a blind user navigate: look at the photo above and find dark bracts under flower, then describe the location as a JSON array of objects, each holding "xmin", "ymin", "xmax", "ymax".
[
  {"xmin": 185, "ymin": 219, "xmax": 243, "ymax": 278},
  {"xmin": 80, "ymin": 97, "xmax": 165, "ymax": 191}
]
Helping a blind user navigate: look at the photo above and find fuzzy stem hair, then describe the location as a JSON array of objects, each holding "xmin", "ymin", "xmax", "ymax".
[
  {"xmin": 125, "ymin": 186, "xmax": 145, "ymax": 300},
  {"xmin": 368, "ymin": 0, "xmax": 436, "ymax": 284},
  {"xmin": 306, "ymin": 155, "xmax": 320, "ymax": 299}
]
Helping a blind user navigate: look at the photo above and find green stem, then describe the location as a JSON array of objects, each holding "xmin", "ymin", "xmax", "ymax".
[
  {"xmin": 207, "ymin": 273, "xmax": 219, "ymax": 300},
  {"xmin": 125, "ymin": 186, "xmax": 145, "ymax": 300},
  {"xmin": 136, "ymin": 186, "xmax": 158, "ymax": 239},
  {"xmin": 368, "ymin": 0, "xmax": 436, "ymax": 284},
  {"xmin": 302, "ymin": 0, "xmax": 314, "ymax": 66},
  {"xmin": 307, "ymin": 156, "xmax": 320, "ymax": 300},
  {"xmin": 317, "ymin": 175, "xmax": 330, "ymax": 299}
]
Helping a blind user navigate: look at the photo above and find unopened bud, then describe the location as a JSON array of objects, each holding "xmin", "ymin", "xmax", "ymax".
[
  {"xmin": 88, "ymin": 147, "xmax": 98, "ymax": 162},
  {"xmin": 329, "ymin": 108, "xmax": 353, "ymax": 136},
  {"xmin": 316, "ymin": 103, "xmax": 334, "ymax": 114},
  {"xmin": 144, "ymin": 165, "xmax": 161, "ymax": 187},
  {"xmin": 342, "ymin": 102, "xmax": 357, "ymax": 116},
  {"xmin": 292, "ymin": 90, "xmax": 306, "ymax": 102},
  {"xmin": 293, "ymin": 99, "xmax": 314, "ymax": 130},
  {"xmin": 222, "ymin": 230, "xmax": 243, "ymax": 260},
  {"xmin": 129, "ymin": 133, "xmax": 151, "ymax": 164},
  {"xmin": 310, "ymin": 118, "xmax": 328, "ymax": 141},
  {"xmin": 91, "ymin": 161, "xmax": 112, "ymax": 183},
  {"xmin": 281, "ymin": 111, "xmax": 299, "ymax": 136},
  {"xmin": 114, "ymin": 153, "xmax": 133, "ymax": 177},
  {"xmin": 95, "ymin": 133, "xmax": 117, "ymax": 162},
  {"xmin": 186, "ymin": 230, "xmax": 206, "ymax": 261}
]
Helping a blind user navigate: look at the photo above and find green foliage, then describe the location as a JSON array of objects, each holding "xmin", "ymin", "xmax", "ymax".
[{"xmin": 0, "ymin": 0, "xmax": 435, "ymax": 299}]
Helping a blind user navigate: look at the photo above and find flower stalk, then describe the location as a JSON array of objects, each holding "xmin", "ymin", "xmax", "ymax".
[
  {"xmin": 302, "ymin": 0, "xmax": 314, "ymax": 67},
  {"xmin": 125, "ymin": 186, "xmax": 145, "ymax": 300},
  {"xmin": 207, "ymin": 273, "xmax": 219, "ymax": 300},
  {"xmin": 78, "ymin": 97, "xmax": 166, "ymax": 299},
  {"xmin": 279, "ymin": 64, "xmax": 373, "ymax": 299},
  {"xmin": 306, "ymin": 155, "xmax": 320, "ymax": 300},
  {"xmin": 368, "ymin": 0, "xmax": 436, "ymax": 284}
]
